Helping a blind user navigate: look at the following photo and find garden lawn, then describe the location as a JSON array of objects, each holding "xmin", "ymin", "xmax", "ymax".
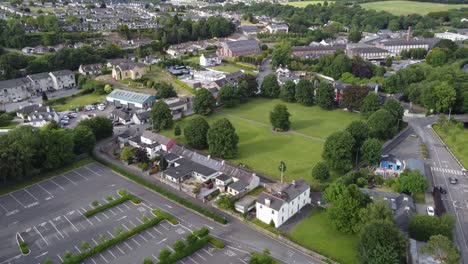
[
  {"xmin": 433, "ymin": 124, "xmax": 468, "ymax": 168},
  {"xmin": 144, "ymin": 67, "xmax": 194, "ymax": 95},
  {"xmin": 52, "ymin": 93, "xmax": 106, "ymax": 112},
  {"xmin": 0, "ymin": 121, "xmax": 19, "ymax": 129},
  {"xmin": 288, "ymin": 209, "xmax": 358, "ymax": 264},
  {"xmin": 210, "ymin": 65, "xmax": 256, "ymax": 75},
  {"xmin": 282, "ymin": 1, "xmax": 333, "ymax": 7},
  {"xmin": 360, "ymin": 1, "xmax": 468, "ymax": 15}
]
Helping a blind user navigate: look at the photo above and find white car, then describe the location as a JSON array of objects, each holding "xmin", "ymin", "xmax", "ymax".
[{"xmin": 427, "ymin": 206, "xmax": 435, "ymax": 216}]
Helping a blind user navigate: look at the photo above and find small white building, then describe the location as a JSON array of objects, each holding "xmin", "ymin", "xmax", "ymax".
[
  {"xmin": 434, "ymin": 32, "xmax": 468, "ymax": 42},
  {"xmin": 136, "ymin": 131, "xmax": 176, "ymax": 159},
  {"xmin": 106, "ymin": 89, "xmax": 156, "ymax": 109},
  {"xmin": 256, "ymin": 179, "xmax": 311, "ymax": 228},
  {"xmin": 264, "ymin": 23, "xmax": 289, "ymax": 34},
  {"xmin": 49, "ymin": 70, "xmax": 76, "ymax": 90},
  {"xmin": 200, "ymin": 53, "xmax": 221, "ymax": 67}
]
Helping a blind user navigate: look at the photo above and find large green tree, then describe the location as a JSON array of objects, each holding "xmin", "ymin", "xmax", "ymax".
[
  {"xmin": 341, "ymin": 85, "xmax": 370, "ymax": 111},
  {"xmin": 78, "ymin": 116, "xmax": 113, "ymax": 140},
  {"xmin": 357, "ymin": 199, "xmax": 394, "ymax": 232},
  {"xmin": 151, "ymin": 101, "xmax": 173, "ymax": 132},
  {"xmin": 295, "ymin": 79, "xmax": 314, "ymax": 106},
  {"xmin": 345, "ymin": 120, "xmax": 369, "ymax": 153},
  {"xmin": 184, "ymin": 117, "xmax": 210, "ymax": 149},
  {"xmin": 271, "ymin": 42, "xmax": 291, "ymax": 67},
  {"xmin": 357, "ymin": 220, "xmax": 407, "ymax": 264},
  {"xmin": 382, "ymin": 99, "xmax": 404, "ymax": 124},
  {"xmin": 154, "ymin": 82, "xmax": 177, "ymax": 98},
  {"xmin": 409, "ymin": 214, "xmax": 455, "ymax": 241},
  {"xmin": 316, "ymin": 82, "xmax": 335, "ymax": 110},
  {"xmin": 280, "ymin": 80, "xmax": 296, "ymax": 103},
  {"xmin": 40, "ymin": 128, "xmax": 75, "ymax": 170},
  {"xmin": 218, "ymin": 84, "xmax": 238, "ymax": 108},
  {"xmin": 261, "ymin": 74, "xmax": 280, "ymax": 98},
  {"xmin": 394, "ymin": 169, "xmax": 428, "ymax": 195},
  {"xmin": 73, "ymin": 125, "xmax": 96, "ymax": 154},
  {"xmin": 312, "ymin": 161, "xmax": 329, "ymax": 181},
  {"xmin": 322, "ymin": 131, "xmax": 355, "ymax": 172},
  {"xmin": 238, "ymin": 74, "xmax": 258, "ymax": 97},
  {"xmin": 367, "ymin": 109, "xmax": 396, "ymax": 140},
  {"xmin": 194, "ymin": 88, "xmax": 216, "ymax": 115},
  {"xmin": 361, "ymin": 93, "xmax": 381, "ymax": 118},
  {"xmin": 361, "ymin": 138, "xmax": 382, "ymax": 165},
  {"xmin": 207, "ymin": 118, "xmax": 239, "ymax": 159},
  {"xmin": 433, "ymin": 81, "xmax": 456, "ymax": 113},
  {"xmin": 420, "ymin": 235, "xmax": 461, "ymax": 264},
  {"xmin": 270, "ymin": 104, "xmax": 291, "ymax": 131}
]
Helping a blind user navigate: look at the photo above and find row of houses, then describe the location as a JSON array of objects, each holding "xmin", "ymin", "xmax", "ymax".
[{"xmin": 0, "ymin": 70, "xmax": 75, "ymax": 103}]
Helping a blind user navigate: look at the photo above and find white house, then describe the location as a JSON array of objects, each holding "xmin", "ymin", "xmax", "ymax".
[
  {"xmin": 434, "ymin": 32, "xmax": 468, "ymax": 42},
  {"xmin": 0, "ymin": 78, "xmax": 33, "ymax": 103},
  {"xmin": 139, "ymin": 131, "xmax": 176, "ymax": 158},
  {"xmin": 200, "ymin": 53, "xmax": 221, "ymax": 67},
  {"xmin": 264, "ymin": 23, "xmax": 289, "ymax": 34},
  {"xmin": 256, "ymin": 179, "xmax": 311, "ymax": 228},
  {"xmin": 27, "ymin": 72, "xmax": 54, "ymax": 93},
  {"xmin": 49, "ymin": 70, "xmax": 76, "ymax": 90}
]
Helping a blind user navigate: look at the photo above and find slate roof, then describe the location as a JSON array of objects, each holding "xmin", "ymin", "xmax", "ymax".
[
  {"xmin": 134, "ymin": 110, "xmax": 151, "ymax": 121},
  {"xmin": 17, "ymin": 104, "xmax": 48, "ymax": 115},
  {"xmin": 292, "ymin": 44, "xmax": 346, "ymax": 52},
  {"xmin": 257, "ymin": 192, "xmax": 284, "ymax": 211},
  {"xmin": 257, "ymin": 179, "xmax": 310, "ymax": 211},
  {"xmin": 116, "ymin": 61, "xmax": 146, "ymax": 71},
  {"xmin": 225, "ymin": 39, "xmax": 260, "ymax": 53},
  {"xmin": 379, "ymin": 38, "xmax": 438, "ymax": 47},
  {"xmin": 228, "ymin": 180, "xmax": 249, "ymax": 192},
  {"xmin": 165, "ymin": 157, "xmax": 217, "ymax": 178},
  {"xmin": 216, "ymin": 173, "xmax": 231, "ymax": 182},
  {"xmin": 0, "ymin": 77, "xmax": 31, "ymax": 89},
  {"xmin": 112, "ymin": 108, "xmax": 131, "ymax": 120},
  {"xmin": 163, "ymin": 152, "xmax": 180, "ymax": 162},
  {"xmin": 27, "ymin": 72, "xmax": 51, "ymax": 81},
  {"xmin": 50, "ymin": 70, "xmax": 74, "ymax": 77},
  {"xmin": 141, "ymin": 131, "xmax": 173, "ymax": 145},
  {"xmin": 107, "ymin": 89, "xmax": 155, "ymax": 105}
]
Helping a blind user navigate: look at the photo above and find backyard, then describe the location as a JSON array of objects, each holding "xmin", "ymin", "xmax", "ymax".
[
  {"xmin": 51, "ymin": 93, "xmax": 106, "ymax": 112},
  {"xmin": 433, "ymin": 124, "xmax": 468, "ymax": 168},
  {"xmin": 359, "ymin": 1, "xmax": 468, "ymax": 15},
  {"xmin": 161, "ymin": 98, "xmax": 360, "ymax": 183},
  {"xmin": 288, "ymin": 209, "xmax": 358, "ymax": 264}
]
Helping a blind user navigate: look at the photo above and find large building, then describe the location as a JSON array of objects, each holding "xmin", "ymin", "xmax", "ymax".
[
  {"xmin": 0, "ymin": 78, "xmax": 33, "ymax": 103},
  {"xmin": 49, "ymin": 70, "xmax": 76, "ymax": 90},
  {"xmin": 291, "ymin": 44, "xmax": 346, "ymax": 59},
  {"xmin": 106, "ymin": 89, "xmax": 156, "ymax": 109},
  {"xmin": 216, "ymin": 39, "xmax": 261, "ymax": 58},
  {"xmin": 376, "ymin": 38, "xmax": 438, "ymax": 55},
  {"xmin": 256, "ymin": 179, "xmax": 311, "ymax": 228},
  {"xmin": 27, "ymin": 72, "xmax": 54, "ymax": 93},
  {"xmin": 200, "ymin": 53, "xmax": 221, "ymax": 67},
  {"xmin": 434, "ymin": 32, "xmax": 468, "ymax": 42},
  {"xmin": 111, "ymin": 61, "xmax": 147, "ymax": 80}
]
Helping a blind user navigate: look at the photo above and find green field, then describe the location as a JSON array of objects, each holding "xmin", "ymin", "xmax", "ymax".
[
  {"xmin": 433, "ymin": 124, "xmax": 468, "ymax": 168},
  {"xmin": 52, "ymin": 93, "xmax": 106, "ymax": 112},
  {"xmin": 288, "ymin": 209, "xmax": 358, "ymax": 264},
  {"xmin": 0, "ymin": 121, "xmax": 19, "ymax": 129},
  {"xmin": 360, "ymin": 1, "xmax": 468, "ymax": 15},
  {"xmin": 161, "ymin": 98, "xmax": 360, "ymax": 183},
  {"xmin": 282, "ymin": 1, "xmax": 333, "ymax": 7}
]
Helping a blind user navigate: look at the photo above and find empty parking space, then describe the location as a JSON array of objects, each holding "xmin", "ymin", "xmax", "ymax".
[
  {"xmin": 9, "ymin": 189, "xmax": 37, "ymax": 208},
  {"xmin": 24, "ymin": 184, "xmax": 53, "ymax": 201},
  {"xmin": 0, "ymin": 194, "xmax": 23, "ymax": 212}
]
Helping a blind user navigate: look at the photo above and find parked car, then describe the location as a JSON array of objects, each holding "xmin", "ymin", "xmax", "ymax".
[
  {"xmin": 427, "ymin": 206, "xmax": 435, "ymax": 216},
  {"xmin": 449, "ymin": 177, "xmax": 458, "ymax": 184},
  {"xmin": 434, "ymin": 186, "xmax": 447, "ymax": 194}
]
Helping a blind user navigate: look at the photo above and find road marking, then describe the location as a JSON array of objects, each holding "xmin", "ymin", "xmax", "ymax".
[
  {"xmin": 196, "ymin": 252, "xmax": 206, "ymax": 261},
  {"xmin": 100, "ymin": 254, "xmax": 109, "ymax": 263},
  {"xmin": 62, "ymin": 174, "xmax": 77, "ymax": 185},
  {"xmin": 146, "ymin": 230, "xmax": 155, "ymax": 239},
  {"xmin": 116, "ymin": 215, "xmax": 127, "ymax": 221},
  {"xmin": 25, "ymin": 201, "xmax": 39, "ymax": 208},
  {"xmin": 136, "ymin": 217, "xmax": 144, "ymax": 224},
  {"xmin": 94, "ymin": 215, "xmax": 102, "ymax": 223},
  {"xmin": 132, "ymin": 237, "xmax": 141, "ymax": 246},
  {"xmin": 49, "ymin": 220, "xmax": 65, "ymax": 239},
  {"xmin": 124, "ymin": 241, "xmax": 132, "ymax": 250},
  {"xmin": 34, "ymin": 251, "xmax": 48, "ymax": 259},
  {"xmin": 63, "ymin": 215, "xmax": 79, "ymax": 232},
  {"xmin": 188, "ymin": 256, "xmax": 199, "ymax": 264},
  {"xmin": 227, "ymin": 246, "xmax": 250, "ymax": 254},
  {"xmin": 203, "ymin": 248, "xmax": 213, "ymax": 256},
  {"xmin": 57, "ymin": 254, "xmax": 63, "ymax": 262},
  {"xmin": 24, "ymin": 188, "xmax": 38, "ymax": 201},
  {"xmin": 107, "ymin": 231, "xmax": 115, "ymax": 238},
  {"xmin": 92, "ymin": 238, "xmax": 98, "ymax": 246},
  {"xmin": 9, "ymin": 193, "xmax": 25, "ymax": 207},
  {"xmin": 101, "ymin": 212, "xmax": 110, "ymax": 219},
  {"xmin": 33, "ymin": 226, "xmax": 49, "ymax": 245},
  {"xmin": 80, "ymin": 209, "xmax": 94, "ymax": 226},
  {"xmin": 152, "ymin": 254, "xmax": 159, "ymax": 261},
  {"xmin": 164, "ymin": 204, "xmax": 172, "ymax": 208},
  {"xmin": 109, "ymin": 209, "xmax": 117, "ymax": 216},
  {"xmin": 8, "ymin": 221, "xmax": 18, "ymax": 227},
  {"xmin": 129, "ymin": 220, "xmax": 137, "ymax": 227},
  {"xmin": 139, "ymin": 233, "xmax": 148, "ymax": 242},
  {"xmin": 37, "ymin": 183, "xmax": 53, "ymax": 197},
  {"xmin": 0, "ymin": 201, "xmax": 9, "ymax": 213},
  {"xmin": 116, "ymin": 245, "xmax": 125, "ymax": 254},
  {"xmin": 156, "ymin": 238, "xmax": 167, "ymax": 245},
  {"xmin": 153, "ymin": 227, "xmax": 163, "ymax": 235},
  {"xmin": 160, "ymin": 223, "xmax": 169, "ymax": 230},
  {"xmin": 123, "ymin": 203, "xmax": 130, "ymax": 210},
  {"xmin": 78, "ymin": 222, "xmax": 86, "ymax": 230},
  {"xmin": 116, "ymin": 206, "xmax": 124, "ymax": 213},
  {"xmin": 72, "ymin": 170, "xmax": 88, "ymax": 181},
  {"xmin": 206, "ymin": 225, "xmax": 213, "ymax": 230},
  {"xmin": 84, "ymin": 166, "xmax": 101, "ymax": 176},
  {"xmin": 50, "ymin": 179, "xmax": 66, "ymax": 191},
  {"xmin": 108, "ymin": 249, "xmax": 117, "ymax": 259},
  {"xmin": 122, "ymin": 223, "xmax": 130, "ymax": 231},
  {"xmin": 74, "ymin": 245, "xmax": 82, "ymax": 253},
  {"xmin": 91, "ymin": 258, "xmax": 97, "ymax": 264},
  {"xmin": 238, "ymin": 257, "xmax": 248, "ymax": 264}
]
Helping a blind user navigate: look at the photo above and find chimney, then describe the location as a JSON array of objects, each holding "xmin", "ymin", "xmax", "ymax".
[
  {"xmin": 403, "ymin": 196, "xmax": 408, "ymax": 201},
  {"xmin": 207, "ymin": 155, "xmax": 211, "ymax": 160},
  {"xmin": 39, "ymin": 103, "xmax": 42, "ymax": 107},
  {"xmin": 265, "ymin": 198, "xmax": 271, "ymax": 207},
  {"xmin": 407, "ymin": 26, "xmax": 412, "ymax": 41}
]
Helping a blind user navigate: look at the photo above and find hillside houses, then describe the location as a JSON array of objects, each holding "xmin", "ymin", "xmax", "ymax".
[
  {"xmin": 111, "ymin": 61, "xmax": 147, "ymax": 80},
  {"xmin": 216, "ymin": 39, "xmax": 261, "ymax": 58}
]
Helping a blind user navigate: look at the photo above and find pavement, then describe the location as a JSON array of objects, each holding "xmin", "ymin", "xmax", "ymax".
[
  {"xmin": 0, "ymin": 161, "xmax": 324, "ymax": 264},
  {"xmin": 404, "ymin": 116, "xmax": 468, "ymax": 262}
]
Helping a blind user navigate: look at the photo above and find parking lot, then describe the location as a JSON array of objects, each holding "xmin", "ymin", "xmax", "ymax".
[{"xmin": 0, "ymin": 163, "xmax": 254, "ymax": 264}]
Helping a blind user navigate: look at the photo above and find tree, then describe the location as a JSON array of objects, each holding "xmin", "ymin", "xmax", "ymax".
[
  {"xmin": 420, "ymin": 235, "xmax": 461, "ymax": 264},
  {"xmin": 155, "ymin": 82, "xmax": 177, "ymax": 98},
  {"xmin": 40, "ymin": 129, "xmax": 75, "ymax": 170},
  {"xmin": 120, "ymin": 147, "xmax": 135, "ymax": 163},
  {"xmin": 104, "ymin": 84, "xmax": 112, "ymax": 94},
  {"xmin": 367, "ymin": 109, "xmax": 396, "ymax": 140},
  {"xmin": 348, "ymin": 30, "xmax": 362, "ymax": 43},
  {"xmin": 312, "ymin": 161, "xmax": 329, "ymax": 181},
  {"xmin": 194, "ymin": 88, "xmax": 216, "ymax": 115},
  {"xmin": 249, "ymin": 248, "xmax": 275, "ymax": 264},
  {"xmin": 134, "ymin": 148, "xmax": 149, "ymax": 164},
  {"xmin": 73, "ymin": 125, "xmax": 96, "ymax": 154},
  {"xmin": 426, "ymin": 48, "xmax": 449, "ymax": 67},
  {"xmin": 151, "ymin": 101, "xmax": 173, "ymax": 132},
  {"xmin": 357, "ymin": 220, "xmax": 407, "ymax": 264},
  {"xmin": 216, "ymin": 194, "xmax": 233, "ymax": 210},
  {"xmin": 207, "ymin": 118, "xmax": 239, "ymax": 159},
  {"xmin": 261, "ymin": 74, "xmax": 280, "ymax": 98},
  {"xmin": 316, "ymin": 82, "xmax": 335, "ymax": 110},
  {"xmin": 269, "ymin": 104, "xmax": 291, "ymax": 131},
  {"xmin": 238, "ymin": 74, "xmax": 258, "ymax": 97},
  {"xmin": 345, "ymin": 120, "xmax": 369, "ymax": 153},
  {"xmin": 158, "ymin": 248, "xmax": 171, "ymax": 262},
  {"xmin": 361, "ymin": 138, "xmax": 382, "ymax": 165},
  {"xmin": 280, "ymin": 80, "xmax": 296, "ymax": 103},
  {"xmin": 174, "ymin": 125, "xmax": 181, "ymax": 136},
  {"xmin": 143, "ymin": 258, "xmax": 154, "ymax": 264},
  {"xmin": 322, "ymin": 131, "xmax": 355, "ymax": 172},
  {"xmin": 159, "ymin": 156, "xmax": 168, "ymax": 171},
  {"xmin": 295, "ymin": 79, "xmax": 314, "ymax": 106},
  {"xmin": 385, "ymin": 56, "xmax": 393, "ymax": 67},
  {"xmin": 434, "ymin": 39, "xmax": 458, "ymax": 52},
  {"xmin": 433, "ymin": 81, "xmax": 456, "ymax": 113},
  {"xmin": 361, "ymin": 93, "xmax": 381, "ymax": 118},
  {"xmin": 78, "ymin": 116, "xmax": 113, "ymax": 140},
  {"xmin": 395, "ymin": 169, "xmax": 428, "ymax": 195},
  {"xmin": 383, "ymin": 99, "xmax": 404, "ymax": 124},
  {"xmin": 341, "ymin": 85, "xmax": 370, "ymax": 111},
  {"xmin": 357, "ymin": 199, "xmax": 394, "ymax": 232},
  {"xmin": 409, "ymin": 214, "xmax": 455, "ymax": 241},
  {"xmin": 271, "ymin": 42, "xmax": 291, "ymax": 67},
  {"xmin": 0, "ymin": 113, "xmax": 12, "ymax": 127},
  {"xmin": 184, "ymin": 117, "xmax": 210, "ymax": 149},
  {"xmin": 173, "ymin": 240, "xmax": 186, "ymax": 252},
  {"xmin": 218, "ymin": 84, "xmax": 238, "ymax": 108}
]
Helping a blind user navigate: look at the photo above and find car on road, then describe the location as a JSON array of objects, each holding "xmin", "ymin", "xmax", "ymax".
[
  {"xmin": 434, "ymin": 186, "xmax": 447, "ymax": 194},
  {"xmin": 449, "ymin": 177, "xmax": 458, "ymax": 184},
  {"xmin": 427, "ymin": 206, "xmax": 435, "ymax": 216}
]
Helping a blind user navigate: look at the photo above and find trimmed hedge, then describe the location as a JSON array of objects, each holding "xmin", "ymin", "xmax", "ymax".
[
  {"xmin": 19, "ymin": 242, "xmax": 29, "ymax": 254},
  {"xmin": 93, "ymin": 156, "xmax": 227, "ymax": 224},
  {"xmin": 84, "ymin": 195, "xmax": 132, "ymax": 218},
  {"xmin": 208, "ymin": 236, "xmax": 225, "ymax": 249},
  {"xmin": 152, "ymin": 209, "xmax": 179, "ymax": 225},
  {"xmin": 158, "ymin": 227, "xmax": 211, "ymax": 264}
]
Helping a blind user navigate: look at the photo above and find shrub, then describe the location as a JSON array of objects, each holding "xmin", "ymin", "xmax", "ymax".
[
  {"xmin": 99, "ymin": 234, "xmax": 106, "ymax": 243},
  {"xmin": 114, "ymin": 227, "xmax": 123, "ymax": 235},
  {"xmin": 118, "ymin": 189, "xmax": 129, "ymax": 196},
  {"xmin": 91, "ymin": 200, "xmax": 100, "ymax": 207},
  {"xmin": 63, "ymin": 250, "xmax": 72, "ymax": 259},
  {"xmin": 106, "ymin": 195, "xmax": 114, "ymax": 201},
  {"xmin": 186, "ymin": 234, "xmax": 198, "ymax": 245},
  {"xmin": 81, "ymin": 241, "xmax": 89, "ymax": 251},
  {"xmin": 142, "ymin": 215, "xmax": 150, "ymax": 223},
  {"xmin": 43, "ymin": 258, "xmax": 53, "ymax": 264},
  {"xmin": 143, "ymin": 258, "xmax": 154, "ymax": 264},
  {"xmin": 84, "ymin": 195, "xmax": 134, "ymax": 218},
  {"xmin": 409, "ymin": 214, "xmax": 455, "ymax": 241},
  {"xmin": 159, "ymin": 248, "xmax": 172, "ymax": 262},
  {"xmin": 193, "ymin": 226, "xmax": 210, "ymax": 238},
  {"xmin": 208, "ymin": 236, "xmax": 225, "ymax": 249},
  {"xmin": 137, "ymin": 162, "xmax": 149, "ymax": 171},
  {"xmin": 131, "ymin": 196, "xmax": 142, "ymax": 204},
  {"xmin": 19, "ymin": 242, "xmax": 29, "ymax": 254},
  {"xmin": 173, "ymin": 240, "xmax": 186, "ymax": 252}
]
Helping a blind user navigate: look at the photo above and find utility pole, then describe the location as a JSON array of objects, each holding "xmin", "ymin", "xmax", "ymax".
[
  {"xmin": 279, "ymin": 161, "xmax": 286, "ymax": 184},
  {"xmin": 448, "ymin": 107, "xmax": 452, "ymax": 121}
]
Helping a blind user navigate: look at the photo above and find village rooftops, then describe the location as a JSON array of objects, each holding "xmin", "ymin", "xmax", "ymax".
[
  {"xmin": 107, "ymin": 89, "xmax": 155, "ymax": 105},
  {"xmin": 225, "ymin": 39, "xmax": 260, "ymax": 53},
  {"xmin": 17, "ymin": 104, "xmax": 50, "ymax": 115},
  {"xmin": 0, "ymin": 77, "xmax": 31, "ymax": 89},
  {"xmin": 257, "ymin": 179, "xmax": 310, "ymax": 210},
  {"xmin": 141, "ymin": 130, "xmax": 172, "ymax": 145},
  {"xmin": 27, "ymin": 72, "xmax": 51, "ymax": 81},
  {"xmin": 50, "ymin": 69, "xmax": 74, "ymax": 77},
  {"xmin": 165, "ymin": 157, "xmax": 217, "ymax": 179},
  {"xmin": 228, "ymin": 180, "xmax": 249, "ymax": 192}
]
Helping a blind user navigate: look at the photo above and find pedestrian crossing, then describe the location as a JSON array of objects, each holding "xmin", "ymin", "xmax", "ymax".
[{"xmin": 431, "ymin": 167, "xmax": 464, "ymax": 175}]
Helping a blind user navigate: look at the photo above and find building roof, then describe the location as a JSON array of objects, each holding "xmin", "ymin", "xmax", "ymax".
[
  {"xmin": 228, "ymin": 180, "xmax": 249, "ymax": 192},
  {"xmin": 202, "ymin": 53, "xmax": 218, "ymax": 59},
  {"xmin": 163, "ymin": 152, "xmax": 180, "ymax": 162},
  {"xmin": 257, "ymin": 192, "xmax": 285, "ymax": 211},
  {"xmin": 292, "ymin": 44, "xmax": 346, "ymax": 52},
  {"xmin": 350, "ymin": 46, "xmax": 390, "ymax": 54},
  {"xmin": 107, "ymin": 89, "xmax": 155, "ymax": 105},
  {"xmin": 141, "ymin": 131, "xmax": 172, "ymax": 145},
  {"xmin": 112, "ymin": 108, "xmax": 131, "ymax": 120},
  {"xmin": 379, "ymin": 38, "xmax": 438, "ymax": 46},
  {"xmin": 27, "ymin": 72, "xmax": 51, "ymax": 81},
  {"xmin": 116, "ymin": 61, "xmax": 146, "ymax": 71},
  {"xmin": 225, "ymin": 39, "xmax": 260, "ymax": 53},
  {"xmin": 165, "ymin": 157, "xmax": 217, "ymax": 178},
  {"xmin": 50, "ymin": 69, "xmax": 74, "ymax": 77},
  {"xmin": 17, "ymin": 104, "xmax": 49, "ymax": 115},
  {"xmin": 0, "ymin": 77, "xmax": 31, "ymax": 89},
  {"xmin": 215, "ymin": 173, "xmax": 231, "ymax": 182},
  {"xmin": 134, "ymin": 110, "xmax": 151, "ymax": 121},
  {"xmin": 257, "ymin": 179, "xmax": 310, "ymax": 211}
]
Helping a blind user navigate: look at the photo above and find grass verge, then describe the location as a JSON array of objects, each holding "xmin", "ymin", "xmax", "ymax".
[
  {"xmin": 83, "ymin": 191, "xmax": 140, "ymax": 218},
  {"xmin": 208, "ymin": 236, "xmax": 225, "ymax": 249},
  {"xmin": 0, "ymin": 121, "xmax": 19, "ymax": 129},
  {"xmin": 152, "ymin": 209, "xmax": 180, "ymax": 225},
  {"xmin": 0, "ymin": 156, "xmax": 94, "ymax": 196},
  {"xmin": 93, "ymin": 155, "xmax": 227, "ymax": 224},
  {"xmin": 19, "ymin": 242, "xmax": 29, "ymax": 255}
]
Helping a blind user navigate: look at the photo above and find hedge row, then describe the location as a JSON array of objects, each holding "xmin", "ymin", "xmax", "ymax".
[
  {"xmin": 152, "ymin": 209, "xmax": 179, "ymax": 225},
  {"xmin": 159, "ymin": 227, "xmax": 211, "ymax": 264},
  {"xmin": 62, "ymin": 213, "xmax": 169, "ymax": 264},
  {"xmin": 84, "ymin": 194, "xmax": 133, "ymax": 218},
  {"xmin": 208, "ymin": 236, "xmax": 225, "ymax": 249},
  {"xmin": 93, "ymin": 156, "xmax": 227, "ymax": 224}
]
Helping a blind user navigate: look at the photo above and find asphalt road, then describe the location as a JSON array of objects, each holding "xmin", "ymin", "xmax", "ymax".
[
  {"xmin": 0, "ymin": 162, "xmax": 323, "ymax": 264},
  {"xmin": 409, "ymin": 116, "xmax": 468, "ymax": 262}
]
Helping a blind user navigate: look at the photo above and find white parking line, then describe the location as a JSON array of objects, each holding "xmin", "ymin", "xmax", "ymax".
[
  {"xmin": 74, "ymin": 246, "xmax": 82, "ymax": 253},
  {"xmin": 57, "ymin": 254, "xmax": 63, "ymax": 262},
  {"xmin": 146, "ymin": 230, "xmax": 155, "ymax": 239},
  {"xmin": 139, "ymin": 234, "xmax": 148, "ymax": 242},
  {"xmin": 9, "ymin": 193, "xmax": 25, "ymax": 207},
  {"xmin": 116, "ymin": 245, "xmax": 125, "ymax": 254},
  {"xmin": 37, "ymin": 183, "xmax": 53, "ymax": 197},
  {"xmin": 84, "ymin": 166, "xmax": 101, "ymax": 176},
  {"xmin": 100, "ymin": 254, "xmax": 109, "ymax": 263},
  {"xmin": 109, "ymin": 209, "xmax": 117, "ymax": 216},
  {"xmin": 196, "ymin": 252, "xmax": 207, "ymax": 261},
  {"xmin": 238, "ymin": 257, "xmax": 248, "ymax": 264},
  {"xmin": 61, "ymin": 174, "xmax": 78, "ymax": 185},
  {"xmin": 49, "ymin": 220, "xmax": 65, "ymax": 239},
  {"xmin": 92, "ymin": 238, "xmax": 98, "ymax": 246},
  {"xmin": 108, "ymin": 249, "xmax": 117, "ymax": 259},
  {"xmin": 123, "ymin": 203, "xmax": 130, "ymax": 210},
  {"xmin": 153, "ymin": 227, "xmax": 163, "ymax": 235},
  {"xmin": 80, "ymin": 209, "xmax": 94, "ymax": 226},
  {"xmin": 122, "ymin": 223, "xmax": 130, "ymax": 231},
  {"xmin": 189, "ymin": 256, "xmax": 199, "ymax": 264},
  {"xmin": 33, "ymin": 226, "xmax": 49, "ymax": 245},
  {"xmin": 63, "ymin": 215, "xmax": 79, "ymax": 232},
  {"xmin": 23, "ymin": 188, "xmax": 38, "ymax": 201},
  {"xmin": 131, "ymin": 237, "xmax": 141, "ymax": 246},
  {"xmin": 49, "ymin": 179, "xmax": 66, "ymax": 191},
  {"xmin": 94, "ymin": 215, "xmax": 102, "ymax": 223},
  {"xmin": 91, "ymin": 258, "xmax": 97, "ymax": 264},
  {"xmin": 101, "ymin": 212, "xmax": 110, "ymax": 219},
  {"xmin": 227, "ymin": 246, "xmax": 250, "ymax": 254},
  {"xmin": 129, "ymin": 220, "xmax": 137, "ymax": 227},
  {"xmin": 203, "ymin": 249, "xmax": 213, "ymax": 256},
  {"xmin": 160, "ymin": 223, "xmax": 169, "ymax": 230},
  {"xmin": 136, "ymin": 217, "xmax": 144, "ymax": 224},
  {"xmin": 116, "ymin": 206, "xmax": 124, "ymax": 213},
  {"xmin": 124, "ymin": 241, "xmax": 133, "ymax": 250},
  {"xmin": 34, "ymin": 251, "xmax": 48, "ymax": 259},
  {"xmin": 152, "ymin": 254, "xmax": 159, "ymax": 261},
  {"xmin": 107, "ymin": 231, "xmax": 115, "ymax": 238},
  {"xmin": 72, "ymin": 170, "xmax": 88, "ymax": 181},
  {"xmin": 0, "ymin": 201, "xmax": 8, "ymax": 213}
]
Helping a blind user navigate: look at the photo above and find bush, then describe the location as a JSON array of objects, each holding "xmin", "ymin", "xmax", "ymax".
[
  {"xmin": 19, "ymin": 242, "xmax": 29, "ymax": 254},
  {"xmin": 143, "ymin": 258, "xmax": 154, "ymax": 264},
  {"xmin": 93, "ymin": 155, "xmax": 227, "ymax": 224},
  {"xmin": 118, "ymin": 189, "xmax": 129, "ymax": 196},
  {"xmin": 43, "ymin": 258, "xmax": 53, "ymax": 264},
  {"xmin": 81, "ymin": 241, "xmax": 89, "ymax": 251},
  {"xmin": 63, "ymin": 250, "xmax": 72, "ymax": 259},
  {"xmin": 131, "ymin": 196, "xmax": 141, "ymax": 204},
  {"xmin": 409, "ymin": 214, "xmax": 455, "ymax": 241},
  {"xmin": 142, "ymin": 215, "xmax": 150, "ymax": 223},
  {"xmin": 91, "ymin": 200, "xmax": 100, "ymax": 207},
  {"xmin": 137, "ymin": 162, "xmax": 149, "ymax": 171},
  {"xmin": 193, "ymin": 226, "xmax": 210, "ymax": 238},
  {"xmin": 173, "ymin": 240, "xmax": 186, "ymax": 252},
  {"xmin": 114, "ymin": 227, "xmax": 123, "ymax": 235},
  {"xmin": 208, "ymin": 236, "xmax": 225, "ymax": 249},
  {"xmin": 84, "ymin": 195, "xmax": 134, "ymax": 218},
  {"xmin": 106, "ymin": 195, "xmax": 114, "ymax": 201}
]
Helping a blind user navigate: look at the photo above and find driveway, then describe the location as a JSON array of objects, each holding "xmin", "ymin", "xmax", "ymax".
[{"xmin": 256, "ymin": 58, "xmax": 272, "ymax": 94}]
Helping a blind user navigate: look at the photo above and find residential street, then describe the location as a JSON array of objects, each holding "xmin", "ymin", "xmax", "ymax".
[{"xmin": 256, "ymin": 57, "xmax": 272, "ymax": 93}]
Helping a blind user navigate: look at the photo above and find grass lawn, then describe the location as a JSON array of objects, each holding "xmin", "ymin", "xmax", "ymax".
[
  {"xmin": 161, "ymin": 98, "xmax": 359, "ymax": 183},
  {"xmin": 282, "ymin": 1, "xmax": 333, "ymax": 7},
  {"xmin": 360, "ymin": 1, "xmax": 468, "ymax": 15},
  {"xmin": 288, "ymin": 208, "xmax": 358, "ymax": 264},
  {"xmin": 144, "ymin": 67, "xmax": 194, "ymax": 95},
  {"xmin": 0, "ymin": 121, "xmax": 19, "ymax": 129},
  {"xmin": 433, "ymin": 124, "xmax": 468, "ymax": 168},
  {"xmin": 52, "ymin": 93, "xmax": 106, "ymax": 112}
]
